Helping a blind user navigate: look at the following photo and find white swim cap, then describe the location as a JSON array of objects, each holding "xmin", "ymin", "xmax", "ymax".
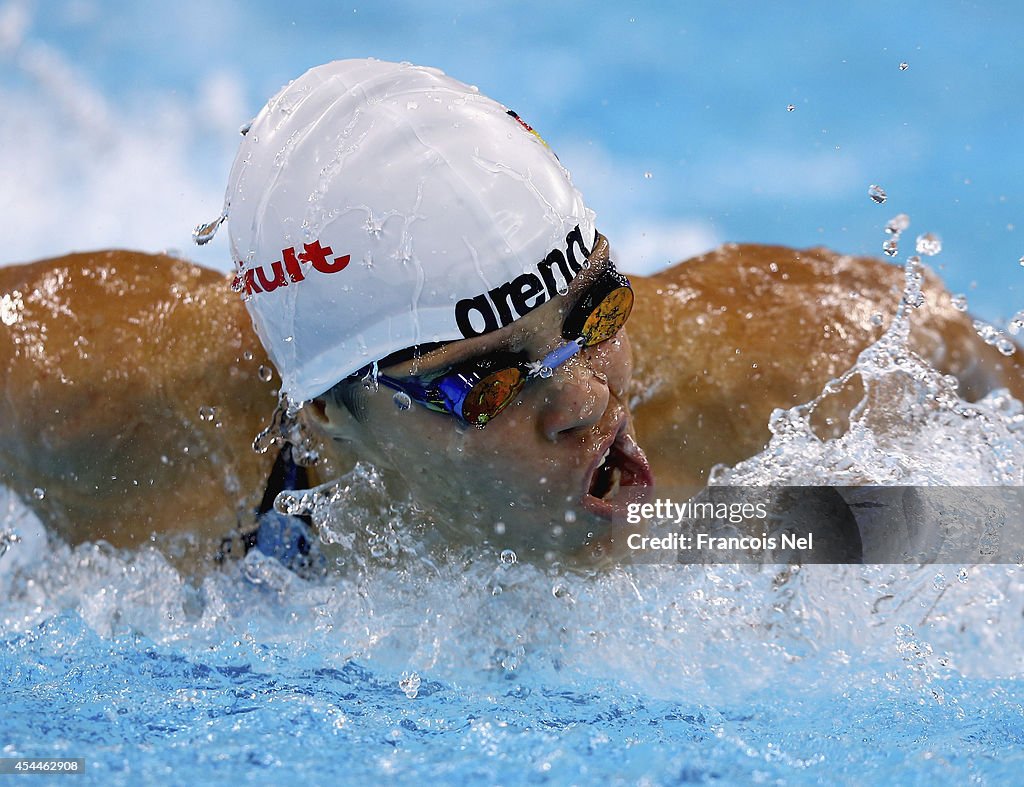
[{"xmin": 225, "ymin": 58, "xmax": 597, "ymax": 402}]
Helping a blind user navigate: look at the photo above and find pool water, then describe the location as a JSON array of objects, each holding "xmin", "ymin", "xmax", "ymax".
[{"xmin": 3, "ymin": 526, "xmax": 1024, "ymax": 784}]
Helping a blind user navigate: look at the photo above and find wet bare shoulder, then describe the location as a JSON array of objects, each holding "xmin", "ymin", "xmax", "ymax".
[
  {"xmin": 0, "ymin": 250, "xmax": 277, "ymax": 547},
  {"xmin": 625, "ymin": 243, "xmax": 1023, "ymax": 488}
]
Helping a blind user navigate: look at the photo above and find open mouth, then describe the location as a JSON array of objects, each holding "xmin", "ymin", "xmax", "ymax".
[{"xmin": 581, "ymin": 423, "xmax": 654, "ymax": 518}]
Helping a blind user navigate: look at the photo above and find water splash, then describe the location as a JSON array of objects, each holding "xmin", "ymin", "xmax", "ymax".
[
  {"xmin": 269, "ymin": 463, "xmax": 429, "ymax": 572},
  {"xmin": 712, "ymin": 237, "xmax": 1024, "ymax": 485},
  {"xmin": 711, "ymin": 249, "xmax": 1023, "ymax": 487},
  {"xmin": 192, "ymin": 210, "xmax": 227, "ymax": 246},
  {"xmin": 252, "ymin": 395, "xmax": 320, "ymax": 466}
]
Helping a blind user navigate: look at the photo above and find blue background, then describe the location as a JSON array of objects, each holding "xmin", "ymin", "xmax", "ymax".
[{"xmin": 1, "ymin": 0, "xmax": 1021, "ymax": 320}]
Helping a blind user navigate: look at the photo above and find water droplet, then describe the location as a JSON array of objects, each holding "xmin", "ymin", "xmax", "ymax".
[
  {"xmin": 1008, "ymin": 310, "xmax": 1024, "ymax": 335},
  {"xmin": 899, "ymin": 61, "xmax": 909, "ymax": 71},
  {"xmin": 564, "ymin": 510, "xmax": 577, "ymax": 523},
  {"xmin": 556, "ymin": 283, "xmax": 569, "ymax": 296},
  {"xmin": 0, "ymin": 529, "xmax": 22, "ymax": 558},
  {"xmin": 365, "ymin": 216, "xmax": 382, "ymax": 237},
  {"xmin": 915, "ymin": 233, "xmax": 942, "ymax": 256},
  {"xmin": 499, "ymin": 549, "xmax": 518, "ymax": 565},
  {"xmin": 996, "ymin": 338, "xmax": 1016, "ymax": 356},
  {"xmin": 552, "ymin": 582, "xmax": 570, "ymax": 599},
  {"xmin": 399, "ymin": 672, "xmax": 421, "ymax": 699},
  {"xmin": 882, "ymin": 239, "xmax": 899, "ymax": 257},
  {"xmin": 538, "ymin": 366, "xmax": 553, "ymax": 379},
  {"xmin": 868, "ymin": 184, "xmax": 887, "ymax": 204},
  {"xmin": 192, "ymin": 212, "xmax": 226, "ymax": 246},
  {"xmin": 768, "ymin": 262, "xmax": 779, "ymax": 273},
  {"xmin": 284, "ymin": 335, "xmax": 294, "ymax": 343},
  {"xmin": 932, "ymin": 572, "xmax": 945, "ymax": 590},
  {"xmin": 973, "ymin": 319, "xmax": 1006, "ymax": 349},
  {"xmin": 1019, "ymin": 256, "xmax": 1024, "ymax": 267},
  {"xmin": 32, "ymin": 487, "xmax": 45, "ymax": 500},
  {"xmin": 239, "ymin": 119, "xmax": 253, "ymax": 136},
  {"xmin": 494, "ymin": 521, "xmax": 506, "ymax": 535},
  {"xmin": 950, "ymin": 294, "xmax": 968, "ymax": 312},
  {"xmin": 870, "ymin": 313, "xmax": 884, "ymax": 327},
  {"xmin": 198, "ymin": 406, "xmax": 216, "ymax": 422},
  {"xmin": 956, "ymin": 567, "xmax": 968, "ymax": 584},
  {"xmin": 356, "ymin": 373, "xmax": 377, "ymax": 397},
  {"xmin": 257, "ymin": 365, "xmax": 274, "ymax": 382},
  {"xmin": 242, "ymin": 350, "xmax": 253, "ymax": 361},
  {"xmin": 273, "ymin": 491, "xmax": 301, "ymax": 515},
  {"xmin": 643, "ymin": 171, "xmax": 653, "ymax": 180},
  {"xmin": 786, "ymin": 104, "xmax": 795, "ymax": 112},
  {"xmin": 500, "ymin": 646, "xmax": 523, "ymax": 671},
  {"xmin": 393, "ymin": 391, "xmax": 412, "ymax": 411},
  {"xmin": 885, "ymin": 214, "xmax": 910, "ymax": 235}
]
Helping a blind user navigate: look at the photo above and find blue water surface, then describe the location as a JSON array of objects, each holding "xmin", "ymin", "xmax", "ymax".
[
  {"xmin": 3, "ymin": 512, "xmax": 1023, "ymax": 785},
  {"xmin": 4, "ymin": 606, "xmax": 1024, "ymax": 786}
]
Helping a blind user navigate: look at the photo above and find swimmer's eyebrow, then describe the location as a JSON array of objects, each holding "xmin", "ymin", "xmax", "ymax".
[{"xmin": 391, "ymin": 246, "xmax": 611, "ymax": 377}]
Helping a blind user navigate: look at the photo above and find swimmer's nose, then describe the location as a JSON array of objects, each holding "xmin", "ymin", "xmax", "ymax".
[
  {"xmin": 537, "ymin": 328, "xmax": 632, "ymax": 439},
  {"xmin": 583, "ymin": 332, "xmax": 633, "ymax": 400},
  {"xmin": 539, "ymin": 358, "xmax": 611, "ymax": 440}
]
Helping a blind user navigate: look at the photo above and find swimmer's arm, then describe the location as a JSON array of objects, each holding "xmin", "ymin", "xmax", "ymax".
[
  {"xmin": 0, "ymin": 250, "xmax": 279, "ymax": 548},
  {"xmin": 625, "ymin": 243, "xmax": 1023, "ymax": 488}
]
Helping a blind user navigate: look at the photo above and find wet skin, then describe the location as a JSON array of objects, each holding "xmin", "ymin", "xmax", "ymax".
[{"xmin": 0, "ymin": 243, "xmax": 1021, "ymax": 556}]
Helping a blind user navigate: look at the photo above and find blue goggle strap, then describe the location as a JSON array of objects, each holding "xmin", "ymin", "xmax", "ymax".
[{"xmin": 527, "ymin": 338, "xmax": 583, "ymax": 377}]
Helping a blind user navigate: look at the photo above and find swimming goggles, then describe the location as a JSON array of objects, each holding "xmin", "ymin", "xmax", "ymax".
[{"xmin": 372, "ymin": 265, "xmax": 633, "ymax": 427}]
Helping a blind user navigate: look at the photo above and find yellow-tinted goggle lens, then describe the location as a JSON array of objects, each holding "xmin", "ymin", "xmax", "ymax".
[
  {"xmin": 580, "ymin": 286, "xmax": 633, "ymax": 346},
  {"xmin": 461, "ymin": 366, "xmax": 526, "ymax": 426}
]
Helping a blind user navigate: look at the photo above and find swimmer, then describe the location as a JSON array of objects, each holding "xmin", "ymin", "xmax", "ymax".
[{"xmin": 1, "ymin": 60, "xmax": 1020, "ymax": 565}]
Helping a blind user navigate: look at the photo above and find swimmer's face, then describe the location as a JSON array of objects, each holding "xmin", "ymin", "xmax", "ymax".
[{"xmin": 308, "ymin": 236, "xmax": 654, "ymax": 557}]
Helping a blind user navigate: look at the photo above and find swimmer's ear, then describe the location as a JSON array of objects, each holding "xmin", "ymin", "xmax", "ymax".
[
  {"xmin": 305, "ymin": 388, "xmax": 397, "ymax": 471},
  {"xmin": 304, "ymin": 387, "xmax": 366, "ymax": 444},
  {"xmin": 305, "ymin": 397, "xmax": 330, "ymax": 426}
]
